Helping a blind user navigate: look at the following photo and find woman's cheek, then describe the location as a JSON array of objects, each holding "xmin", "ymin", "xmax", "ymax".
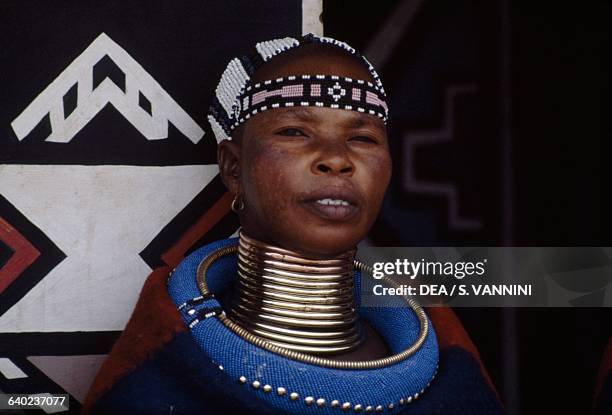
[
  {"xmin": 245, "ymin": 156, "xmax": 293, "ymax": 220},
  {"xmin": 361, "ymin": 154, "xmax": 391, "ymax": 218},
  {"xmin": 368, "ymin": 152, "xmax": 392, "ymax": 189}
]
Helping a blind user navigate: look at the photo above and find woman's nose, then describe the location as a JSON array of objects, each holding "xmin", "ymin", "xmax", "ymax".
[{"xmin": 312, "ymin": 142, "xmax": 354, "ymax": 176}]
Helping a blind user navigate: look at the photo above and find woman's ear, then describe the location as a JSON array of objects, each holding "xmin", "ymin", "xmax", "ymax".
[{"xmin": 217, "ymin": 139, "xmax": 241, "ymax": 195}]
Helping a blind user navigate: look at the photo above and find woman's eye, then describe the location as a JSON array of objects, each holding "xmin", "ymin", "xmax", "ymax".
[
  {"xmin": 277, "ymin": 128, "xmax": 306, "ymax": 137},
  {"xmin": 349, "ymin": 135, "xmax": 377, "ymax": 144}
]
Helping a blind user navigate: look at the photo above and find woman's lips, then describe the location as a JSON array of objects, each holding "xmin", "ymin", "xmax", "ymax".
[{"xmin": 300, "ymin": 197, "xmax": 359, "ymax": 221}]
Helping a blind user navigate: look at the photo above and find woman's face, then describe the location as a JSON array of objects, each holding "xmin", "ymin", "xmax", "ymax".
[{"xmin": 218, "ymin": 50, "xmax": 391, "ymax": 257}]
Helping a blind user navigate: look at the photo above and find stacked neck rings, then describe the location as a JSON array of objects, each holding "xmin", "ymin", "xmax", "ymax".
[{"xmin": 227, "ymin": 232, "xmax": 363, "ymax": 355}]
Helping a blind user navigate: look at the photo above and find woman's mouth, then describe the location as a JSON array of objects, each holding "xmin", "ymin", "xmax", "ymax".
[{"xmin": 300, "ymin": 196, "xmax": 360, "ymax": 221}]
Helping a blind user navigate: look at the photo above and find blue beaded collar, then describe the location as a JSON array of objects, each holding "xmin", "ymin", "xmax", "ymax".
[{"xmin": 168, "ymin": 238, "xmax": 439, "ymax": 414}]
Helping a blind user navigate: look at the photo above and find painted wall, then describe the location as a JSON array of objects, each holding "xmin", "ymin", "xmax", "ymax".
[{"xmin": 0, "ymin": 1, "xmax": 321, "ymax": 412}]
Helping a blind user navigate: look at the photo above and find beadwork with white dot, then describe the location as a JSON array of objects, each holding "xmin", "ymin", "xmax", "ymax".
[
  {"xmin": 230, "ymin": 75, "xmax": 388, "ymax": 130},
  {"xmin": 231, "ymin": 364, "xmax": 438, "ymax": 413}
]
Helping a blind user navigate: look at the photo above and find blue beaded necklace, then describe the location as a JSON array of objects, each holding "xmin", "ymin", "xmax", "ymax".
[{"xmin": 168, "ymin": 238, "xmax": 439, "ymax": 414}]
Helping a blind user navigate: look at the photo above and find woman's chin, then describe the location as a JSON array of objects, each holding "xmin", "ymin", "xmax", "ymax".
[
  {"xmin": 281, "ymin": 230, "xmax": 363, "ymax": 258},
  {"xmin": 240, "ymin": 218, "xmax": 367, "ymax": 257}
]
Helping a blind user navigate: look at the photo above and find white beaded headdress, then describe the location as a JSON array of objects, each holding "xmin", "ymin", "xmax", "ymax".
[{"xmin": 208, "ymin": 33, "xmax": 388, "ymax": 143}]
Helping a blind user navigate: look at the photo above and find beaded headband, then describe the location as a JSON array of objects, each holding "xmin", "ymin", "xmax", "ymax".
[
  {"xmin": 208, "ymin": 34, "xmax": 388, "ymax": 143},
  {"xmin": 234, "ymin": 75, "xmax": 388, "ymax": 129}
]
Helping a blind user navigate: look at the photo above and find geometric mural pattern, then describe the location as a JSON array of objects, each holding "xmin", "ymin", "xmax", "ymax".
[{"xmin": 0, "ymin": 1, "xmax": 304, "ymax": 413}]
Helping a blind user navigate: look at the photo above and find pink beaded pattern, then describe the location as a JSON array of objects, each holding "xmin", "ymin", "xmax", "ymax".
[{"xmin": 234, "ymin": 75, "xmax": 388, "ymax": 127}]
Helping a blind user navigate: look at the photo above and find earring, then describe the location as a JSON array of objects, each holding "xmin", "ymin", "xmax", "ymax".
[{"xmin": 231, "ymin": 194, "xmax": 245, "ymax": 212}]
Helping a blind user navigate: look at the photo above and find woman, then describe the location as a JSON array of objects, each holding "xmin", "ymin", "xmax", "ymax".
[{"xmin": 84, "ymin": 34, "xmax": 503, "ymax": 415}]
